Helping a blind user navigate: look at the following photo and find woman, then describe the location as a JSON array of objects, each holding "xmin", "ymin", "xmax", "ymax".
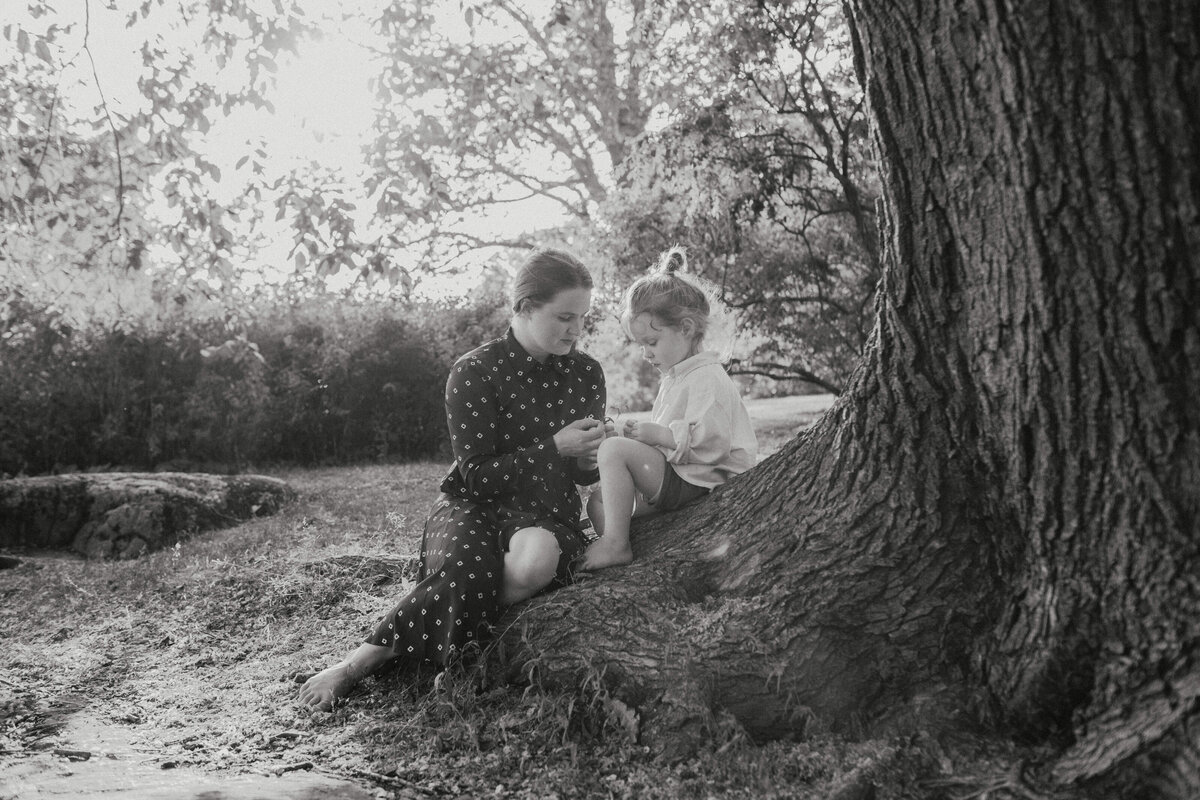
[{"xmin": 299, "ymin": 248, "xmax": 607, "ymax": 710}]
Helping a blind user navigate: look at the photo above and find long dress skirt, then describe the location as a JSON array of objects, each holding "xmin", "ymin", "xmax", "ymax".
[{"xmin": 364, "ymin": 494, "xmax": 585, "ymax": 665}]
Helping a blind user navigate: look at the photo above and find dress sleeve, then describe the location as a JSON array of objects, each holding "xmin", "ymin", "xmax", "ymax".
[
  {"xmin": 445, "ymin": 358, "xmax": 561, "ymax": 500},
  {"xmin": 664, "ymin": 378, "xmax": 732, "ymax": 467},
  {"xmin": 565, "ymin": 361, "xmax": 607, "ymax": 486}
]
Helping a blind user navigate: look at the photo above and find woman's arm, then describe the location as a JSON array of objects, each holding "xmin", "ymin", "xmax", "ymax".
[
  {"xmin": 445, "ymin": 358, "xmax": 561, "ymax": 499},
  {"xmin": 566, "ymin": 361, "xmax": 607, "ymax": 485}
]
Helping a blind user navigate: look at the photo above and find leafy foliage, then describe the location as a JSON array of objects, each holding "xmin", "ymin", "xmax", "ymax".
[
  {"xmin": 364, "ymin": 0, "xmax": 725, "ymax": 269},
  {"xmin": 1, "ymin": 0, "xmax": 308, "ymax": 302},
  {"xmin": 3, "ymin": 0, "xmax": 878, "ymax": 405},
  {"xmin": 600, "ymin": 0, "xmax": 879, "ymax": 394},
  {"xmin": 0, "ymin": 288, "xmax": 508, "ymax": 475}
]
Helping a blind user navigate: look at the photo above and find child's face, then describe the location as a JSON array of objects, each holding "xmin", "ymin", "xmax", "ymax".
[{"xmin": 629, "ymin": 313, "xmax": 695, "ymax": 372}]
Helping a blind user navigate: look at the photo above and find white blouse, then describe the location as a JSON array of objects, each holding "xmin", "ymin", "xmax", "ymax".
[{"xmin": 648, "ymin": 351, "xmax": 757, "ymax": 489}]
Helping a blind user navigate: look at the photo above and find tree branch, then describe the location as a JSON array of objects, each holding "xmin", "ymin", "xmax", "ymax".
[
  {"xmin": 725, "ymin": 359, "xmax": 843, "ymax": 394},
  {"xmin": 83, "ymin": 0, "xmax": 124, "ymax": 232}
]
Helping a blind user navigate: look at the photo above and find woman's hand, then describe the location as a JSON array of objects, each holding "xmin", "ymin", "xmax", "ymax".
[
  {"xmin": 574, "ymin": 419, "xmax": 616, "ymax": 471},
  {"xmin": 554, "ymin": 418, "xmax": 606, "ymax": 459}
]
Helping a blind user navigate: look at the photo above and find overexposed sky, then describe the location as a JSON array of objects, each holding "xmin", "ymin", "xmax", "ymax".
[
  {"xmin": 6, "ymin": 1, "xmax": 384, "ymax": 174},
  {"xmin": 3, "ymin": 0, "xmax": 571, "ymax": 296}
]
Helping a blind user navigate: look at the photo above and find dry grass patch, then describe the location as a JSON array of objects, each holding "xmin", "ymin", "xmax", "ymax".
[{"xmin": 1, "ymin": 398, "xmax": 1059, "ymax": 798}]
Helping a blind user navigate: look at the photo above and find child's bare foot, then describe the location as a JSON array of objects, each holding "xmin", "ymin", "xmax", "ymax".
[
  {"xmin": 580, "ymin": 536, "xmax": 633, "ymax": 570},
  {"xmin": 296, "ymin": 662, "xmax": 361, "ymax": 711}
]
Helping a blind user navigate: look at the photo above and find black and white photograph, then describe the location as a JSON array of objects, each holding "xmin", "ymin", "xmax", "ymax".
[{"xmin": 2, "ymin": 1, "xmax": 1197, "ymax": 798}]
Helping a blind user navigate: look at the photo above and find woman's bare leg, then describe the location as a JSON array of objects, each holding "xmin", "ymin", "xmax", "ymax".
[
  {"xmin": 501, "ymin": 526, "xmax": 560, "ymax": 604},
  {"xmin": 297, "ymin": 642, "xmax": 395, "ymax": 711},
  {"xmin": 580, "ymin": 438, "xmax": 666, "ymax": 570}
]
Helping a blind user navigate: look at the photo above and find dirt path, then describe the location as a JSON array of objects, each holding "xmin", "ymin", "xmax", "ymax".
[{"xmin": 3, "ymin": 712, "xmax": 377, "ymax": 799}]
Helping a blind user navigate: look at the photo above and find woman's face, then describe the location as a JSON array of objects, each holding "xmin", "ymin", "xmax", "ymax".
[{"xmin": 516, "ymin": 287, "xmax": 592, "ymax": 361}]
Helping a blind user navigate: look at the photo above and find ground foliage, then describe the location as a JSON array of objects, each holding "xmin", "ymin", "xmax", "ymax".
[{"xmin": 2, "ymin": 424, "xmax": 1088, "ymax": 798}]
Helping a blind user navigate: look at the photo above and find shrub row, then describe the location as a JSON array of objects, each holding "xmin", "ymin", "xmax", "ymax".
[{"xmin": 0, "ymin": 293, "xmax": 509, "ymax": 476}]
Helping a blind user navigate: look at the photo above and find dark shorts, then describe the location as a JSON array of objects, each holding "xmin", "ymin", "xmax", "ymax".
[{"xmin": 648, "ymin": 461, "xmax": 710, "ymax": 512}]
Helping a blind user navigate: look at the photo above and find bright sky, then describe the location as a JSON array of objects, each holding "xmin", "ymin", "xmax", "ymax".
[
  {"xmin": 9, "ymin": 1, "xmax": 384, "ymax": 172},
  {"xmin": 2, "ymin": 0, "xmax": 570, "ymax": 297}
]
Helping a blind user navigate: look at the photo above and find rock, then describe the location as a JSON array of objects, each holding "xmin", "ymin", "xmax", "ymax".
[{"xmin": 0, "ymin": 472, "xmax": 297, "ymax": 559}]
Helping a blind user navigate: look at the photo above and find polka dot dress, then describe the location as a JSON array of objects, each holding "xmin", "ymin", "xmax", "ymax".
[{"xmin": 366, "ymin": 329, "xmax": 606, "ymax": 665}]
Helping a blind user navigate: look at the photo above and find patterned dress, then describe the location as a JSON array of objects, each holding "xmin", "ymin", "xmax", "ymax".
[{"xmin": 365, "ymin": 329, "xmax": 605, "ymax": 665}]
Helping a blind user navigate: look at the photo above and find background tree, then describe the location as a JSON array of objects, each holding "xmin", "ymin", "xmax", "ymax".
[
  {"xmin": 363, "ymin": 0, "xmax": 702, "ymax": 274},
  {"xmin": 601, "ymin": 0, "xmax": 880, "ymax": 394},
  {"xmin": 498, "ymin": 1, "xmax": 1200, "ymax": 797},
  {"xmin": 4, "ymin": 1, "xmax": 883, "ymax": 398}
]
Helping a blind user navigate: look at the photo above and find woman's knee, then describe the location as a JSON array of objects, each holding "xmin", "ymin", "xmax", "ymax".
[{"xmin": 504, "ymin": 527, "xmax": 560, "ymax": 588}]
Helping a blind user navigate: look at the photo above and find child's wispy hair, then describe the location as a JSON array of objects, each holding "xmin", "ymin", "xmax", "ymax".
[{"xmin": 622, "ymin": 246, "xmax": 735, "ymax": 359}]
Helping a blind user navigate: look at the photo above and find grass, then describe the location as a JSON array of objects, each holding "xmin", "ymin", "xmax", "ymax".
[{"xmin": 0, "ymin": 394, "xmax": 1073, "ymax": 798}]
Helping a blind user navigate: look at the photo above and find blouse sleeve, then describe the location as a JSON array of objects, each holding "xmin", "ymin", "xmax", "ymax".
[
  {"xmin": 664, "ymin": 380, "xmax": 733, "ymax": 467},
  {"xmin": 565, "ymin": 361, "xmax": 607, "ymax": 486},
  {"xmin": 445, "ymin": 357, "xmax": 561, "ymax": 500}
]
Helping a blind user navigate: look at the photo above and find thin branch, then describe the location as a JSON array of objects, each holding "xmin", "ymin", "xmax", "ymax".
[
  {"xmin": 83, "ymin": 0, "xmax": 124, "ymax": 231},
  {"xmin": 725, "ymin": 359, "xmax": 842, "ymax": 395},
  {"xmin": 727, "ymin": 294, "xmax": 854, "ymax": 317},
  {"xmin": 31, "ymin": 84, "xmax": 61, "ymax": 183}
]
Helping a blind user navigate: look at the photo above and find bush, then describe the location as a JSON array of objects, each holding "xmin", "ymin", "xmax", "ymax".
[{"xmin": 0, "ymin": 288, "xmax": 511, "ymax": 476}]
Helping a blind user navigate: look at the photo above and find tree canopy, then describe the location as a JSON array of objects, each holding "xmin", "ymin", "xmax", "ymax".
[{"xmin": 2, "ymin": 0, "xmax": 881, "ymax": 393}]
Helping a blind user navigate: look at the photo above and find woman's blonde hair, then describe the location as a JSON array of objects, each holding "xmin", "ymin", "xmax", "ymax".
[{"xmin": 622, "ymin": 246, "xmax": 717, "ymax": 349}]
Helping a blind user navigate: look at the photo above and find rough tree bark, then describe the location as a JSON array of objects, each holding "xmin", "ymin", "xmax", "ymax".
[{"xmin": 499, "ymin": 0, "xmax": 1199, "ymax": 795}]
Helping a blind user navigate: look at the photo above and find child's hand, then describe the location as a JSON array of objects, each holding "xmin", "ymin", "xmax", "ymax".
[
  {"xmin": 625, "ymin": 421, "xmax": 673, "ymax": 448},
  {"xmin": 621, "ymin": 419, "xmax": 639, "ymax": 440}
]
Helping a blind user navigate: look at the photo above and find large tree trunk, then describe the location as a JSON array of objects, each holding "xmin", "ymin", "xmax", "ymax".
[{"xmin": 501, "ymin": 0, "xmax": 1200, "ymax": 794}]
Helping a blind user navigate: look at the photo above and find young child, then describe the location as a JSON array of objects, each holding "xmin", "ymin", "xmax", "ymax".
[{"xmin": 580, "ymin": 247, "xmax": 757, "ymax": 570}]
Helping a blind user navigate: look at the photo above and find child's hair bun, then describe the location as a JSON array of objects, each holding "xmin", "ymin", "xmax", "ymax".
[{"xmin": 656, "ymin": 245, "xmax": 688, "ymax": 276}]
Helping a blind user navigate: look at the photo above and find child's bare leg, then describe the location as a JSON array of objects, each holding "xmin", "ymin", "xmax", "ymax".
[
  {"xmin": 588, "ymin": 486, "xmax": 652, "ymax": 539},
  {"xmin": 297, "ymin": 642, "xmax": 395, "ymax": 711},
  {"xmin": 581, "ymin": 438, "xmax": 666, "ymax": 570},
  {"xmin": 586, "ymin": 489, "xmax": 606, "ymax": 536}
]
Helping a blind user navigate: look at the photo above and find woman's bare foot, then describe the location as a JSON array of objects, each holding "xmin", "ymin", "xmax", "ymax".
[
  {"xmin": 297, "ymin": 662, "xmax": 362, "ymax": 710},
  {"xmin": 580, "ymin": 536, "xmax": 633, "ymax": 570},
  {"xmin": 297, "ymin": 643, "xmax": 395, "ymax": 711}
]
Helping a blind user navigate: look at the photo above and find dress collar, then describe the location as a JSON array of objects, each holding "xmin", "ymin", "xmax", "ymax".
[
  {"xmin": 663, "ymin": 350, "xmax": 720, "ymax": 380},
  {"xmin": 505, "ymin": 328, "xmax": 572, "ymax": 376}
]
